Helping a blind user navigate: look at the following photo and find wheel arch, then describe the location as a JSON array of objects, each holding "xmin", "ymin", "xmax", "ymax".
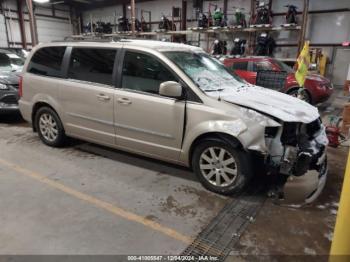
[
  {"xmin": 31, "ymin": 102, "xmax": 61, "ymax": 132},
  {"xmin": 187, "ymin": 132, "xmax": 244, "ymax": 169},
  {"xmin": 286, "ymin": 86, "xmax": 300, "ymax": 94},
  {"xmin": 286, "ymin": 86, "xmax": 313, "ymax": 104}
]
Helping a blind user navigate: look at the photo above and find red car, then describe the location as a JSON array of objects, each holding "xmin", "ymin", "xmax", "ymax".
[{"xmin": 223, "ymin": 57, "xmax": 333, "ymax": 104}]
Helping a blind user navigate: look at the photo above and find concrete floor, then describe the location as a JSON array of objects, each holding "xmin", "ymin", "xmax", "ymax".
[
  {"xmin": 0, "ymin": 115, "xmax": 228, "ymax": 255},
  {"xmin": 0, "ymin": 90, "xmax": 348, "ymax": 257}
]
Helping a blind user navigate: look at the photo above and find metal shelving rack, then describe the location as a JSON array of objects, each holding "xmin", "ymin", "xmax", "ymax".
[
  {"xmin": 178, "ymin": 0, "xmax": 308, "ymax": 55},
  {"xmin": 71, "ymin": 0, "xmax": 309, "ymax": 57}
]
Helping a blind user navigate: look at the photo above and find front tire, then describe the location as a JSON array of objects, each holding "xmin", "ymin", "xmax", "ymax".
[
  {"xmin": 192, "ymin": 139, "xmax": 253, "ymax": 195},
  {"xmin": 288, "ymin": 88, "xmax": 312, "ymax": 104},
  {"xmin": 35, "ymin": 107, "xmax": 66, "ymax": 147}
]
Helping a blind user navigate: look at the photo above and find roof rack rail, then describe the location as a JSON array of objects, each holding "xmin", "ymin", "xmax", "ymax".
[{"xmin": 60, "ymin": 34, "xmax": 132, "ymax": 42}]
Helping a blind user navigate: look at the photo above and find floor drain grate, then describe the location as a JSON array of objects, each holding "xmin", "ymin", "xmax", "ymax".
[{"xmin": 181, "ymin": 192, "xmax": 266, "ymax": 261}]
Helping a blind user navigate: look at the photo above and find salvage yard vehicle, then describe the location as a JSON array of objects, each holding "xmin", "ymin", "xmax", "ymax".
[
  {"xmin": 0, "ymin": 49, "xmax": 24, "ymax": 114},
  {"xmin": 19, "ymin": 40, "xmax": 328, "ymax": 203},
  {"xmin": 223, "ymin": 56, "xmax": 333, "ymax": 104}
]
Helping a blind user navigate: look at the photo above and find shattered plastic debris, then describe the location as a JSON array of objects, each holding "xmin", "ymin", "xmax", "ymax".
[
  {"xmin": 330, "ymin": 209, "xmax": 338, "ymax": 215},
  {"xmin": 316, "ymin": 204, "xmax": 327, "ymax": 210},
  {"xmin": 284, "ymin": 204, "xmax": 302, "ymax": 209},
  {"xmin": 304, "ymin": 247, "xmax": 317, "ymax": 255},
  {"xmin": 246, "ymin": 216, "xmax": 255, "ymax": 222},
  {"xmin": 331, "ymin": 202, "xmax": 339, "ymax": 208},
  {"xmin": 324, "ymin": 232, "xmax": 333, "ymax": 242}
]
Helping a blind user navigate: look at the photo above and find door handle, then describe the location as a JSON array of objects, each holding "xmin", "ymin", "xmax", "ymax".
[
  {"xmin": 97, "ymin": 94, "xmax": 111, "ymax": 101},
  {"xmin": 117, "ymin": 97, "xmax": 132, "ymax": 105}
]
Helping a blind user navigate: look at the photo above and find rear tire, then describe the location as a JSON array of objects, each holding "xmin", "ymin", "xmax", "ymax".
[
  {"xmin": 35, "ymin": 107, "xmax": 66, "ymax": 147},
  {"xmin": 192, "ymin": 138, "xmax": 253, "ymax": 195}
]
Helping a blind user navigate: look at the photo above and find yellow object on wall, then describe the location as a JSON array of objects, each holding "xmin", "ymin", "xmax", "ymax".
[
  {"xmin": 319, "ymin": 54, "xmax": 327, "ymax": 76},
  {"xmin": 295, "ymin": 41, "xmax": 310, "ymax": 87},
  {"xmin": 330, "ymin": 150, "xmax": 350, "ymax": 258}
]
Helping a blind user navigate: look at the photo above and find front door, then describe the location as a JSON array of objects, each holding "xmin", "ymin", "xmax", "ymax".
[
  {"xmin": 114, "ymin": 50, "xmax": 185, "ymax": 161},
  {"xmin": 59, "ymin": 47, "xmax": 117, "ymax": 145}
]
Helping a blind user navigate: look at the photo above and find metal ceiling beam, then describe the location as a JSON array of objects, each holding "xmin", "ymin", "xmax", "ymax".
[
  {"xmin": 26, "ymin": 0, "xmax": 38, "ymax": 46},
  {"xmin": 181, "ymin": 0, "xmax": 187, "ymax": 30},
  {"xmin": 17, "ymin": 0, "xmax": 27, "ymax": 49},
  {"xmin": 76, "ymin": 0, "xmax": 158, "ymax": 11},
  {"xmin": 298, "ymin": 0, "xmax": 309, "ymax": 54},
  {"xmin": 130, "ymin": 0, "xmax": 135, "ymax": 34}
]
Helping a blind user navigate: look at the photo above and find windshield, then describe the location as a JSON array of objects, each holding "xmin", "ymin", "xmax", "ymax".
[
  {"xmin": 0, "ymin": 53, "xmax": 25, "ymax": 72},
  {"xmin": 275, "ymin": 60, "xmax": 294, "ymax": 74},
  {"xmin": 164, "ymin": 51, "xmax": 244, "ymax": 92}
]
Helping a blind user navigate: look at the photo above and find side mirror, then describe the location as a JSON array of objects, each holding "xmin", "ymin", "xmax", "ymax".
[{"xmin": 159, "ymin": 81, "xmax": 183, "ymax": 99}]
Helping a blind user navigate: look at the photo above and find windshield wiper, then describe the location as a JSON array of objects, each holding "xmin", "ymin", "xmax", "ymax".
[{"xmin": 203, "ymin": 88, "xmax": 224, "ymax": 92}]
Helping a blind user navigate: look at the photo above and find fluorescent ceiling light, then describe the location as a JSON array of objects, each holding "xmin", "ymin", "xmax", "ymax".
[{"xmin": 34, "ymin": 0, "xmax": 50, "ymax": 3}]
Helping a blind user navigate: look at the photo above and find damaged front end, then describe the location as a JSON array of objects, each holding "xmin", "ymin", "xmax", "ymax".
[{"xmin": 265, "ymin": 118, "xmax": 328, "ymax": 205}]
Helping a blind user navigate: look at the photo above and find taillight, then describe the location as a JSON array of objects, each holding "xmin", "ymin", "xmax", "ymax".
[{"xmin": 19, "ymin": 76, "xmax": 23, "ymax": 97}]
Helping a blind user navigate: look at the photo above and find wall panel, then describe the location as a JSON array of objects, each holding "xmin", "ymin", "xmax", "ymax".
[{"xmin": 0, "ymin": 15, "xmax": 8, "ymax": 48}]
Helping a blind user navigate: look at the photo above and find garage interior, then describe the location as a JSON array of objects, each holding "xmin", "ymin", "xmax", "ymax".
[{"xmin": 0, "ymin": 0, "xmax": 350, "ymax": 260}]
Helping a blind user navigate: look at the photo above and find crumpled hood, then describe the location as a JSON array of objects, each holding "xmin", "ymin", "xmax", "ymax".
[{"xmin": 207, "ymin": 84, "xmax": 320, "ymax": 123}]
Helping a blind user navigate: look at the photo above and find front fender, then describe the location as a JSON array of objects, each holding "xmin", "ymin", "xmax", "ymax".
[
  {"xmin": 179, "ymin": 116, "xmax": 277, "ymax": 165},
  {"xmin": 178, "ymin": 100, "xmax": 282, "ymax": 166},
  {"xmin": 179, "ymin": 119, "xmax": 248, "ymax": 165}
]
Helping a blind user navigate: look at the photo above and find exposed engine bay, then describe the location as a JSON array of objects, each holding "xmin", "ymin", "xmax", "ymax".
[
  {"xmin": 265, "ymin": 118, "xmax": 328, "ymax": 205},
  {"xmin": 205, "ymin": 82, "xmax": 328, "ymax": 204}
]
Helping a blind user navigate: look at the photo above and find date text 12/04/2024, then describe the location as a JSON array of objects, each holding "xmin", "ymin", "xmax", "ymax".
[{"xmin": 127, "ymin": 256, "xmax": 219, "ymax": 261}]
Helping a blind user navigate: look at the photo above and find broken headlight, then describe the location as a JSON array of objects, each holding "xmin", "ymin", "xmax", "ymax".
[
  {"xmin": 305, "ymin": 118, "xmax": 322, "ymax": 138},
  {"xmin": 281, "ymin": 122, "xmax": 299, "ymax": 146},
  {"xmin": 265, "ymin": 126, "xmax": 279, "ymax": 138}
]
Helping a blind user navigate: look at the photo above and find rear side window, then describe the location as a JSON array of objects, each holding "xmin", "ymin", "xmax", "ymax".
[
  {"xmin": 252, "ymin": 61, "xmax": 272, "ymax": 72},
  {"xmin": 68, "ymin": 48, "xmax": 116, "ymax": 86},
  {"xmin": 231, "ymin": 62, "xmax": 248, "ymax": 71},
  {"xmin": 28, "ymin": 47, "xmax": 66, "ymax": 77}
]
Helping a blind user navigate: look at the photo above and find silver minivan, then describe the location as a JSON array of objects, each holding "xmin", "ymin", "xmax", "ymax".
[{"xmin": 19, "ymin": 40, "xmax": 328, "ymax": 203}]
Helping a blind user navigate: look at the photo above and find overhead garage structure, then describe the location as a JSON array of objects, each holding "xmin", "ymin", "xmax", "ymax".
[{"xmin": 0, "ymin": 0, "xmax": 349, "ymax": 83}]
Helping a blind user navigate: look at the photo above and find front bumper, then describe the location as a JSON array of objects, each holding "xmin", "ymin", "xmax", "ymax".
[
  {"xmin": 0, "ymin": 90, "xmax": 19, "ymax": 114},
  {"xmin": 0, "ymin": 103, "xmax": 19, "ymax": 114},
  {"xmin": 268, "ymin": 121, "xmax": 329, "ymax": 206},
  {"xmin": 277, "ymin": 151, "xmax": 328, "ymax": 206}
]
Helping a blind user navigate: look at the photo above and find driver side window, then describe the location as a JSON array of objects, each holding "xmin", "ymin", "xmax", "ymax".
[{"xmin": 122, "ymin": 51, "xmax": 177, "ymax": 94}]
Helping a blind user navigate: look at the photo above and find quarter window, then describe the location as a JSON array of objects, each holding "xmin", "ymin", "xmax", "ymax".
[
  {"xmin": 28, "ymin": 47, "xmax": 66, "ymax": 77},
  {"xmin": 231, "ymin": 62, "xmax": 248, "ymax": 71},
  {"xmin": 0, "ymin": 54, "xmax": 11, "ymax": 69},
  {"xmin": 121, "ymin": 51, "xmax": 177, "ymax": 94},
  {"xmin": 68, "ymin": 48, "xmax": 117, "ymax": 86},
  {"xmin": 252, "ymin": 61, "xmax": 272, "ymax": 72}
]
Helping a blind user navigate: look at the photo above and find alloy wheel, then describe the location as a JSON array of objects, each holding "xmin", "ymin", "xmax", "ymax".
[
  {"xmin": 39, "ymin": 113, "xmax": 58, "ymax": 142},
  {"xmin": 199, "ymin": 147, "xmax": 238, "ymax": 187}
]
